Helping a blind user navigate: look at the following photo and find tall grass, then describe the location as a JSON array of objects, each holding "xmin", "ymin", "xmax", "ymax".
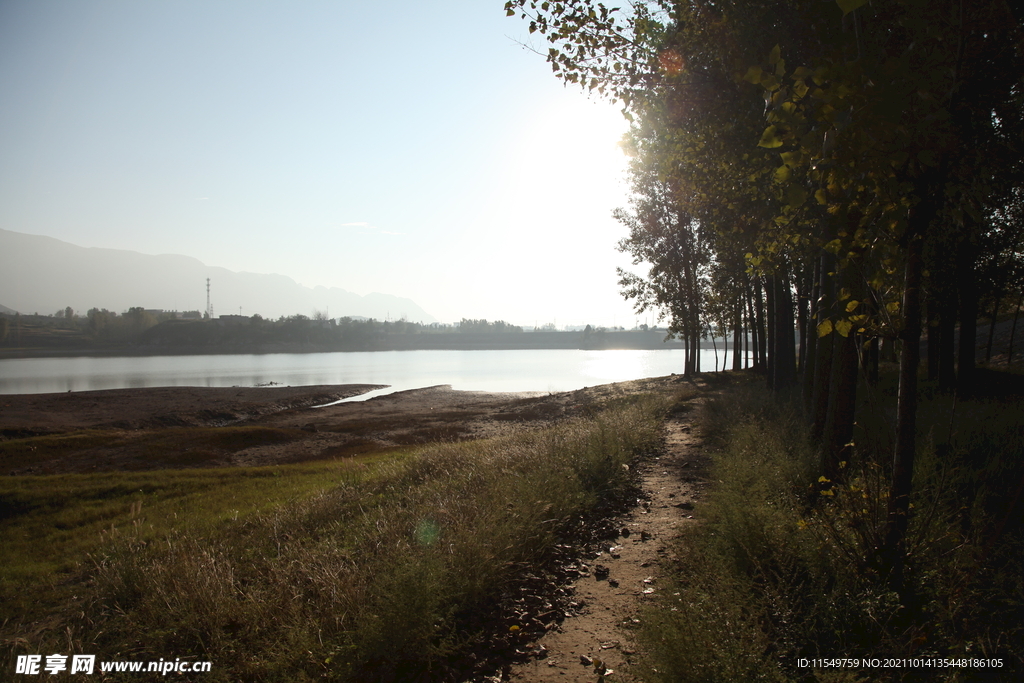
[
  {"xmin": 3, "ymin": 394, "xmax": 667, "ymax": 682},
  {"xmin": 638, "ymin": 376, "xmax": 1023, "ymax": 683}
]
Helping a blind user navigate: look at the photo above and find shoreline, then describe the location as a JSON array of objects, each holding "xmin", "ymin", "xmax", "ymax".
[{"xmin": 0, "ymin": 375, "xmax": 691, "ymax": 475}]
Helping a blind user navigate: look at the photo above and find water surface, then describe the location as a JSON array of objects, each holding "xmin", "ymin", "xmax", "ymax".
[{"xmin": 0, "ymin": 348, "xmax": 748, "ymax": 396}]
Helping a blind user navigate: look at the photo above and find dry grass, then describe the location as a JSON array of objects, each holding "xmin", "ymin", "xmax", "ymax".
[
  {"xmin": 2, "ymin": 393, "xmax": 668, "ymax": 681},
  {"xmin": 637, "ymin": 372, "xmax": 1024, "ymax": 683}
]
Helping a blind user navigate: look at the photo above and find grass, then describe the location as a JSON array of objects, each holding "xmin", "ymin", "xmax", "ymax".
[
  {"xmin": 1, "ymin": 393, "xmax": 668, "ymax": 681},
  {"xmin": 637, "ymin": 372, "xmax": 1024, "ymax": 682},
  {"xmin": 0, "ymin": 455, "xmax": 397, "ymax": 625},
  {"xmin": 1, "ymin": 425, "xmax": 309, "ymax": 472}
]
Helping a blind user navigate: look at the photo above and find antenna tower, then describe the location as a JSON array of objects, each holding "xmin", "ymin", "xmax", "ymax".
[{"xmin": 206, "ymin": 278, "xmax": 213, "ymax": 319}]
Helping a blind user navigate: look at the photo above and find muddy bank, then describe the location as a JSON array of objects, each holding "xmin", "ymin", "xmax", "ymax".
[{"xmin": 0, "ymin": 376, "xmax": 690, "ymax": 475}]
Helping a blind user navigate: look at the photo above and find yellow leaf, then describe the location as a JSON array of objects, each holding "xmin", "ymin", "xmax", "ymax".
[
  {"xmin": 845, "ymin": 300, "xmax": 860, "ymax": 312},
  {"xmin": 817, "ymin": 320, "xmax": 833, "ymax": 337},
  {"xmin": 815, "ymin": 189, "xmax": 827, "ymax": 205},
  {"xmin": 769, "ymin": 44, "xmax": 781, "ymax": 66},
  {"xmin": 760, "ymin": 72, "xmax": 781, "ymax": 91},
  {"xmin": 835, "ymin": 320, "xmax": 854, "ymax": 337},
  {"xmin": 742, "ymin": 65, "xmax": 763, "ymax": 84},
  {"xmin": 780, "ymin": 150, "xmax": 802, "ymax": 167},
  {"xmin": 757, "ymin": 126, "xmax": 784, "ymax": 148},
  {"xmin": 774, "ymin": 165, "xmax": 791, "ymax": 183}
]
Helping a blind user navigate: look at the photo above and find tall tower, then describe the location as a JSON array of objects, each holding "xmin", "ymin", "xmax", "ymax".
[{"xmin": 206, "ymin": 278, "xmax": 213, "ymax": 319}]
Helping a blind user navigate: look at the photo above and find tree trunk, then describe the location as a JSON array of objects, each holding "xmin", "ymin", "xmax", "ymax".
[
  {"xmin": 774, "ymin": 268, "xmax": 797, "ymax": 391},
  {"xmin": 747, "ymin": 280, "xmax": 759, "ymax": 371},
  {"xmin": 755, "ymin": 277, "xmax": 767, "ymax": 372},
  {"xmin": 938, "ymin": 293, "xmax": 957, "ymax": 390},
  {"xmin": 883, "ymin": 234, "xmax": 924, "ymax": 589},
  {"xmin": 821, "ymin": 257, "xmax": 860, "ymax": 475},
  {"xmin": 796, "ymin": 265, "xmax": 810, "ymax": 376},
  {"xmin": 693, "ymin": 328, "xmax": 701, "ymax": 373},
  {"xmin": 733, "ymin": 295, "xmax": 743, "ymax": 371},
  {"xmin": 926, "ymin": 295, "xmax": 939, "ymax": 380},
  {"xmin": 765, "ymin": 275, "xmax": 777, "ymax": 390},
  {"xmin": 1009, "ymin": 289, "xmax": 1023, "ymax": 364},
  {"xmin": 810, "ymin": 250, "xmax": 836, "ymax": 441},
  {"xmin": 985, "ymin": 293, "xmax": 1002, "ymax": 364},
  {"xmin": 957, "ymin": 246, "xmax": 979, "ymax": 396},
  {"xmin": 803, "ymin": 257, "xmax": 821, "ymax": 410},
  {"xmin": 866, "ymin": 336, "xmax": 880, "ymax": 385}
]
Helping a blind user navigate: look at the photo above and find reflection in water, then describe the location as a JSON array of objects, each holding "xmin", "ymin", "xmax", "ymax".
[{"xmin": 0, "ymin": 348, "xmax": 751, "ymax": 396}]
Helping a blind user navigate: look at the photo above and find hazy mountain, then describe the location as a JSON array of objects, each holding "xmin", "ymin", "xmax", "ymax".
[{"xmin": 0, "ymin": 229, "xmax": 436, "ymax": 323}]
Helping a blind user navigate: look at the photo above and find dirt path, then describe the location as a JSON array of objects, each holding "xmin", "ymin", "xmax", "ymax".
[{"xmin": 506, "ymin": 405, "xmax": 709, "ymax": 683}]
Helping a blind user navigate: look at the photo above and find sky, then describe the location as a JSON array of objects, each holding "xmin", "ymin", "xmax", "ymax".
[{"xmin": 0, "ymin": 0, "xmax": 647, "ymax": 328}]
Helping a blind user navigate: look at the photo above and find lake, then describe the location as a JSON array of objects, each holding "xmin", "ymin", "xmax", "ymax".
[{"xmin": 0, "ymin": 348, "xmax": 749, "ymax": 397}]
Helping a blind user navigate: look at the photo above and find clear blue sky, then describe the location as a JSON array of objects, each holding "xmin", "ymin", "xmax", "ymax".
[{"xmin": 0, "ymin": 1, "xmax": 645, "ymax": 328}]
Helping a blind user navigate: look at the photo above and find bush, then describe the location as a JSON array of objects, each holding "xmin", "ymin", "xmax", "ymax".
[{"xmin": 638, "ymin": 379, "xmax": 1024, "ymax": 683}]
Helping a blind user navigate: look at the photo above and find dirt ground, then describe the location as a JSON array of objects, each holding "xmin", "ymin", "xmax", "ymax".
[
  {"xmin": 503, "ymin": 396, "xmax": 710, "ymax": 683},
  {"xmin": 0, "ymin": 376, "xmax": 689, "ymax": 475}
]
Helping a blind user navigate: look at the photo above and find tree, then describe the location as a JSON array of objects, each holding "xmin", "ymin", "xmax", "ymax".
[{"xmin": 507, "ymin": 0, "xmax": 1024, "ymax": 588}]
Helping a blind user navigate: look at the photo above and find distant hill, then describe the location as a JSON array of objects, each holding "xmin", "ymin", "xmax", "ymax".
[{"xmin": 0, "ymin": 229, "xmax": 436, "ymax": 322}]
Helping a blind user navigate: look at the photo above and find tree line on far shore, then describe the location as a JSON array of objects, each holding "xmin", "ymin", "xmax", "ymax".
[{"xmin": 0, "ymin": 309, "xmax": 624, "ymax": 351}]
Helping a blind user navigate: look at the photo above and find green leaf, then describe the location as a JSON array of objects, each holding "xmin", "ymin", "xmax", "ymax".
[
  {"xmin": 742, "ymin": 66, "xmax": 763, "ymax": 84},
  {"xmin": 836, "ymin": 0, "xmax": 867, "ymax": 15},
  {"xmin": 774, "ymin": 165, "xmax": 792, "ymax": 183},
  {"xmin": 758, "ymin": 126, "xmax": 784, "ymax": 148}
]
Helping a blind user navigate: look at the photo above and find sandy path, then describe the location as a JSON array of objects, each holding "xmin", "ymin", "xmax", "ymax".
[{"xmin": 506, "ymin": 406, "xmax": 709, "ymax": 682}]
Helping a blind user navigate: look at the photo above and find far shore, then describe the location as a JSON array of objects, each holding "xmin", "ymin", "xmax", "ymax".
[{"xmin": 0, "ymin": 338, "xmax": 748, "ymax": 361}]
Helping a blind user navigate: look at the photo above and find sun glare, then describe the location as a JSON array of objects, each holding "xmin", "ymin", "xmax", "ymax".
[{"xmin": 501, "ymin": 92, "xmax": 631, "ymax": 210}]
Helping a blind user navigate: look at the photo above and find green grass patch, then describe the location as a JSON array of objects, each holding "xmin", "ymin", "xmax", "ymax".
[
  {"xmin": 1, "ymin": 425, "xmax": 310, "ymax": 473},
  {"xmin": 0, "ymin": 453, "xmax": 399, "ymax": 625}
]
